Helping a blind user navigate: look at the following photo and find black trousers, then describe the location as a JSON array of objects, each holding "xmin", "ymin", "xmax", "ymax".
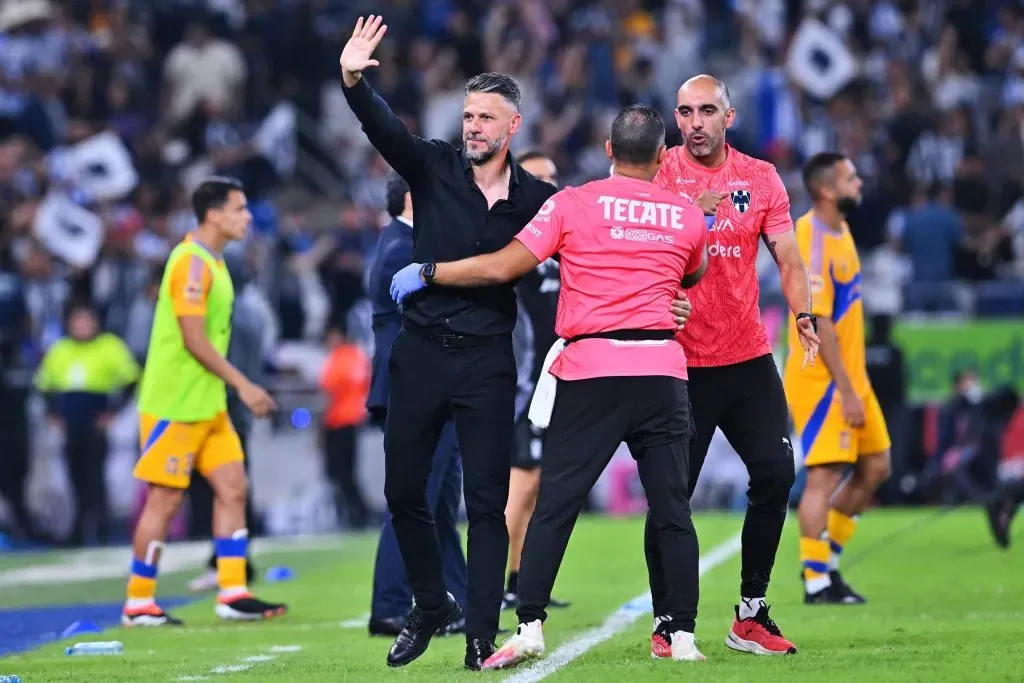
[
  {"xmin": 384, "ymin": 328, "xmax": 516, "ymax": 643},
  {"xmin": 517, "ymin": 376, "xmax": 698, "ymax": 631},
  {"xmin": 64, "ymin": 424, "xmax": 109, "ymax": 546},
  {"xmin": 323, "ymin": 425, "xmax": 370, "ymax": 529},
  {"xmin": 647, "ymin": 354, "xmax": 794, "ymax": 612}
]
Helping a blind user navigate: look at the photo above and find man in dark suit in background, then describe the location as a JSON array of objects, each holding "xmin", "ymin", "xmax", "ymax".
[{"xmin": 366, "ymin": 173, "xmax": 468, "ymax": 636}]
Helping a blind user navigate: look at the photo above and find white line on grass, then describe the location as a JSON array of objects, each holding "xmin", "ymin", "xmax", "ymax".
[
  {"xmin": 170, "ymin": 617, "xmax": 368, "ymax": 635},
  {"xmin": 173, "ymin": 645, "xmax": 302, "ymax": 681},
  {"xmin": 0, "ymin": 535, "xmax": 344, "ymax": 587},
  {"xmin": 502, "ymin": 532, "xmax": 743, "ymax": 683},
  {"xmin": 339, "ymin": 613, "xmax": 371, "ymax": 628}
]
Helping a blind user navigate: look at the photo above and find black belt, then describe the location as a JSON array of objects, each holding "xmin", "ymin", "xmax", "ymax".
[
  {"xmin": 565, "ymin": 328, "xmax": 676, "ymax": 345},
  {"xmin": 402, "ymin": 320, "xmax": 508, "ymax": 348}
]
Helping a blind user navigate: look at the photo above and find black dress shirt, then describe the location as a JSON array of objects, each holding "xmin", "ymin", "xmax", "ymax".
[{"xmin": 342, "ymin": 76, "xmax": 556, "ymax": 336}]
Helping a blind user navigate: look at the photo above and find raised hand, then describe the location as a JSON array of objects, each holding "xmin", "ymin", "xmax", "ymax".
[{"xmin": 340, "ymin": 15, "xmax": 388, "ymax": 87}]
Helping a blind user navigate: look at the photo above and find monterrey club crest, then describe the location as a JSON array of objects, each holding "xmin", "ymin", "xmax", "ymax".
[{"xmin": 730, "ymin": 189, "xmax": 751, "ymax": 214}]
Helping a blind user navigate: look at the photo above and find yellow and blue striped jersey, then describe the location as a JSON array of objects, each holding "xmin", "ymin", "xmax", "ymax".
[{"xmin": 784, "ymin": 210, "xmax": 869, "ymax": 397}]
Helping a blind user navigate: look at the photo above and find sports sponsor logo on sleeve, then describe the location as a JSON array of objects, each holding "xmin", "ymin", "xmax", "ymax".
[
  {"xmin": 526, "ymin": 223, "xmax": 543, "ymax": 238},
  {"xmin": 185, "ymin": 256, "xmax": 205, "ymax": 303},
  {"xmin": 537, "ymin": 199, "xmax": 556, "ymax": 216}
]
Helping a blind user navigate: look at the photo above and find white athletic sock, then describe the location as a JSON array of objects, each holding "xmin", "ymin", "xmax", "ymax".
[
  {"xmin": 805, "ymin": 573, "xmax": 832, "ymax": 594},
  {"xmin": 125, "ymin": 598, "xmax": 156, "ymax": 610},
  {"xmin": 738, "ymin": 596, "xmax": 766, "ymax": 620},
  {"xmin": 828, "ymin": 551, "xmax": 841, "ymax": 571}
]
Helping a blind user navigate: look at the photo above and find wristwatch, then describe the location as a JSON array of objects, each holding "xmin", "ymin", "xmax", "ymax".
[
  {"xmin": 796, "ymin": 312, "xmax": 818, "ymax": 333},
  {"xmin": 420, "ymin": 263, "xmax": 437, "ymax": 284}
]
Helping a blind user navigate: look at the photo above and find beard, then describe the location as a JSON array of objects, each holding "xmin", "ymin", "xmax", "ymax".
[
  {"xmin": 684, "ymin": 130, "xmax": 723, "ymax": 159},
  {"xmin": 837, "ymin": 196, "xmax": 860, "ymax": 215},
  {"xmin": 464, "ymin": 131, "xmax": 508, "ymax": 164}
]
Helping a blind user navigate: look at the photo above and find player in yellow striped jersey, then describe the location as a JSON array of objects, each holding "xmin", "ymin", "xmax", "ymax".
[
  {"xmin": 123, "ymin": 177, "xmax": 286, "ymax": 626},
  {"xmin": 784, "ymin": 153, "xmax": 891, "ymax": 606}
]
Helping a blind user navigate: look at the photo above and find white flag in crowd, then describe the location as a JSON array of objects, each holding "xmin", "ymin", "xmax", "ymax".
[
  {"xmin": 253, "ymin": 101, "xmax": 297, "ymax": 179},
  {"xmin": 67, "ymin": 131, "xmax": 139, "ymax": 201},
  {"xmin": 786, "ymin": 19, "xmax": 857, "ymax": 101},
  {"xmin": 33, "ymin": 192, "xmax": 105, "ymax": 269}
]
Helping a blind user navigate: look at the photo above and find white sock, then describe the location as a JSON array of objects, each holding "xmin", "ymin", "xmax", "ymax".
[
  {"xmin": 738, "ymin": 597, "xmax": 766, "ymax": 620},
  {"xmin": 805, "ymin": 573, "xmax": 831, "ymax": 594},
  {"xmin": 125, "ymin": 598, "xmax": 156, "ymax": 610},
  {"xmin": 218, "ymin": 585, "xmax": 248, "ymax": 601},
  {"xmin": 828, "ymin": 551, "xmax": 840, "ymax": 571}
]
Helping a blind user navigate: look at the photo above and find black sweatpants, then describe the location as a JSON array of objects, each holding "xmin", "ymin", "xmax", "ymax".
[
  {"xmin": 646, "ymin": 353, "xmax": 794, "ymax": 613},
  {"xmin": 383, "ymin": 327, "xmax": 517, "ymax": 644},
  {"xmin": 517, "ymin": 375, "xmax": 698, "ymax": 631}
]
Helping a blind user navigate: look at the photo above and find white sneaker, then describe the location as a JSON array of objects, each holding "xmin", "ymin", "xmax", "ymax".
[
  {"xmin": 668, "ymin": 630, "xmax": 706, "ymax": 661},
  {"xmin": 481, "ymin": 619, "xmax": 545, "ymax": 670},
  {"xmin": 187, "ymin": 569, "xmax": 218, "ymax": 593}
]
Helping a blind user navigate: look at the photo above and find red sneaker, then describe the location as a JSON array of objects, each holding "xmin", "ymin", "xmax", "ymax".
[
  {"xmin": 725, "ymin": 604, "xmax": 797, "ymax": 655},
  {"xmin": 651, "ymin": 631, "xmax": 672, "ymax": 659}
]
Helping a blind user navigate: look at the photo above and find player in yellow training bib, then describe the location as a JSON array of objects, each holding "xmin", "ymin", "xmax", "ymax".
[
  {"xmin": 784, "ymin": 153, "xmax": 891, "ymax": 607},
  {"xmin": 123, "ymin": 177, "xmax": 286, "ymax": 627}
]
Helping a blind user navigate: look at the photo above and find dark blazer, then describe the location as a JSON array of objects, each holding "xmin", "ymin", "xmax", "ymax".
[{"xmin": 366, "ymin": 216, "xmax": 414, "ymax": 425}]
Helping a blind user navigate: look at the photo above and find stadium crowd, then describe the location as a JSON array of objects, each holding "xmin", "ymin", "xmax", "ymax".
[{"xmin": 0, "ymin": 0, "xmax": 1022, "ymax": 546}]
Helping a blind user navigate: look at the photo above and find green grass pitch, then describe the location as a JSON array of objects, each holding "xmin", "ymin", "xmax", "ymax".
[{"xmin": 1, "ymin": 508, "xmax": 1020, "ymax": 682}]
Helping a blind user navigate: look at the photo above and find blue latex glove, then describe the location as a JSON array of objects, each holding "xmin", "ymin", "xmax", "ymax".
[{"xmin": 391, "ymin": 262, "xmax": 427, "ymax": 304}]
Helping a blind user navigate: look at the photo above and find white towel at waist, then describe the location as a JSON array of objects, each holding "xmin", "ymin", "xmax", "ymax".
[{"xmin": 527, "ymin": 337, "xmax": 567, "ymax": 429}]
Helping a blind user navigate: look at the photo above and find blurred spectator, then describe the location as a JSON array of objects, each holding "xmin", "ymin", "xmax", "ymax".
[
  {"xmin": 34, "ymin": 301, "xmax": 139, "ymax": 545},
  {"xmin": 865, "ymin": 314, "xmax": 908, "ymax": 504},
  {"xmin": 0, "ymin": 0, "xmax": 1021, "ymax": 545},
  {"xmin": 895, "ymin": 182, "xmax": 962, "ymax": 283},
  {"xmin": 319, "ymin": 324, "xmax": 371, "ymax": 529},
  {"xmin": 0, "ymin": 237, "xmax": 33, "ymax": 540},
  {"xmin": 162, "ymin": 18, "xmax": 246, "ymax": 127}
]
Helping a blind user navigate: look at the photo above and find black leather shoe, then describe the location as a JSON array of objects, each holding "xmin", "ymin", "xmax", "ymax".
[
  {"xmin": 369, "ymin": 615, "xmax": 407, "ymax": 636},
  {"xmin": 386, "ymin": 593, "xmax": 462, "ymax": 667},
  {"xmin": 437, "ymin": 616, "xmax": 465, "ymax": 636},
  {"xmin": 464, "ymin": 638, "xmax": 496, "ymax": 670}
]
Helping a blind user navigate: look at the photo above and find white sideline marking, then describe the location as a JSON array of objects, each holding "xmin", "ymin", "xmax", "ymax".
[
  {"xmin": 0, "ymin": 535, "xmax": 343, "ymax": 587},
  {"xmin": 502, "ymin": 532, "xmax": 743, "ymax": 683},
  {"xmin": 339, "ymin": 612, "xmax": 370, "ymax": 628},
  {"xmin": 168, "ymin": 617, "xmax": 367, "ymax": 635},
  {"xmin": 174, "ymin": 645, "xmax": 301, "ymax": 681},
  {"xmin": 268, "ymin": 645, "xmax": 303, "ymax": 653}
]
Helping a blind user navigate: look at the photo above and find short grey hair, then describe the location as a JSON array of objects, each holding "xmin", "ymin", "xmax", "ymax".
[{"xmin": 465, "ymin": 72, "xmax": 522, "ymax": 112}]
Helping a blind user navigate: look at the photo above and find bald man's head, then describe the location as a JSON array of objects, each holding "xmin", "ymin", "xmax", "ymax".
[
  {"xmin": 674, "ymin": 74, "xmax": 735, "ymax": 161},
  {"xmin": 677, "ymin": 75, "xmax": 732, "ymax": 110}
]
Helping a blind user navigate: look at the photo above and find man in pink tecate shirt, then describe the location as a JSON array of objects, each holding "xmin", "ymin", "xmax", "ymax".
[{"xmin": 391, "ymin": 104, "xmax": 712, "ymax": 666}]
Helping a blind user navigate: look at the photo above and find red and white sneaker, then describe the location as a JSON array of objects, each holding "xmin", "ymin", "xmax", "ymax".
[
  {"xmin": 481, "ymin": 620, "xmax": 545, "ymax": 670},
  {"xmin": 725, "ymin": 604, "xmax": 797, "ymax": 655},
  {"xmin": 651, "ymin": 619, "xmax": 706, "ymax": 661},
  {"xmin": 651, "ymin": 630, "xmax": 672, "ymax": 659}
]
